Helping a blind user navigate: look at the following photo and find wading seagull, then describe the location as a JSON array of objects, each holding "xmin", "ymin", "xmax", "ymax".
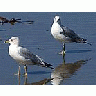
[
  {"xmin": 5, "ymin": 37, "xmax": 53, "ymax": 76},
  {"xmin": 51, "ymin": 16, "xmax": 91, "ymax": 54}
]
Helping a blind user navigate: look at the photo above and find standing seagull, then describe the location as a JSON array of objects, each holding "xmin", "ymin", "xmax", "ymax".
[
  {"xmin": 5, "ymin": 37, "xmax": 53, "ymax": 76},
  {"xmin": 51, "ymin": 16, "xmax": 91, "ymax": 55}
]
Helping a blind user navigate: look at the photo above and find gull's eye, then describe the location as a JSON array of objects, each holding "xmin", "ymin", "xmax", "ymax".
[
  {"xmin": 11, "ymin": 39, "xmax": 13, "ymax": 41},
  {"xmin": 58, "ymin": 18, "xmax": 60, "ymax": 21}
]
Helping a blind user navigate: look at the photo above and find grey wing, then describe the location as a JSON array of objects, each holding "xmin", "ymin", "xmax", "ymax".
[
  {"xmin": 61, "ymin": 26, "xmax": 86, "ymax": 43},
  {"xmin": 19, "ymin": 48, "xmax": 53, "ymax": 69},
  {"xmin": 19, "ymin": 48, "xmax": 43, "ymax": 64}
]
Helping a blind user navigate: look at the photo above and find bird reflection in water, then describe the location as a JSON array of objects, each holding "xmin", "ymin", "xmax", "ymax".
[
  {"xmin": 51, "ymin": 55, "xmax": 91, "ymax": 85},
  {"xmin": 17, "ymin": 53, "xmax": 91, "ymax": 85}
]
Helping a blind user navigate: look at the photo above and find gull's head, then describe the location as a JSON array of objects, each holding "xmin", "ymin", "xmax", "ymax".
[
  {"xmin": 5, "ymin": 37, "xmax": 20, "ymax": 46},
  {"xmin": 54, "ymin": 16, "xmax": 61, "ymax": 24}
]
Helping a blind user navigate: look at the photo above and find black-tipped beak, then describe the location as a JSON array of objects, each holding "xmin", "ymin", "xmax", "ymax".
[{"xmin": 4, "ymin": 40, "xmax": 9, "ymax": 43}]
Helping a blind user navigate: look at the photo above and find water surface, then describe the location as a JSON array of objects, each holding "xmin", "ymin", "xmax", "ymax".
[{"xmin": 0, "ymin": 12, "xmax": 95, "ymax": 85}]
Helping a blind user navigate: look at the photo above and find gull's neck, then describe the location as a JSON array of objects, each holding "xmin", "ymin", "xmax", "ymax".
[
  {"xmin": 10, "ymin": 44, "xmax": 19, "ymax": 48},
  {"xmin": 53, "ymin": 22, "xmax": 61, "ymax": 27},
  {"xmin": 54, "ymin": 20, "xmax": 61, "ymax": 25},
  {"xmin": 53, "ymin": 22, "xmax": 61, "ymax": 28}
]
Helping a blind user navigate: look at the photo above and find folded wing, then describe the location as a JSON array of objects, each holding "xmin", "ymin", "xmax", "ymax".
[{"xmin": 19, "ymin": 47, "xmax": 54, "ymax": 69}]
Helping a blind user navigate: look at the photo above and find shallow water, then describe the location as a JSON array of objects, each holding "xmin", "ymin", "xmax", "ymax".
[{"xmin": 0, "ymin": 12, "xmax": 95, "ymax": 85}]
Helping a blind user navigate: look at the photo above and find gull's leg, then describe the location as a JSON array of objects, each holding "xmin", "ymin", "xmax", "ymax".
[
  {"xmin": 63, "ymin": 43, "xmax": 65, "ymax": 55},
  {"xmin": 24, "ymin": 65, "xmax": 27, "ymax": 76},
  {"xmin": 58, "ymin": 43, "xmax": 66, "ymax": 55},
  {"xmin": 18, "ymin": 74, "xmax": 20, "ymax": 85},
  {"xmin": 18, "ymin": 65, "xmax": 20, "ymax": 76},
  {"xmin": 24, "ymin": 76, "xmax": 27, "ymax": 85}
]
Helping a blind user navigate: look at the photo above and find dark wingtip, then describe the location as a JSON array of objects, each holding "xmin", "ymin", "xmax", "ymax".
[
  {"xmin": 46, "ymin": 64, "xmax": 54, "ymax": 69},
  {"xmin": 82, "ymin": 38, "xmax": 92, "ymax": 46},
  {"xmin": 44, "ymin": 63, "xmax": 54, "ymax": 69}
]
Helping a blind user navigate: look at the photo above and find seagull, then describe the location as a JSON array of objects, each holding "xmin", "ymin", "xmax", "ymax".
[
  {"xmin": 51, "ymin": 16, "xmax": 91, "ymax": 55},
  {"xmin": 5, "ymin": 37, "xmax": 53, "ymax": 76}
]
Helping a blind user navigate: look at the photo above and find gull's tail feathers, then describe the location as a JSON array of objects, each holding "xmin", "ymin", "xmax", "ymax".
[
  {"xmin": 76, "ymin": 38, "xmax": 92, "ymax": 46},
  {"xmin": 41, "ymin": 62, "xmax": 54, "ymax": 69},
  {"xmin": 36, "ymin": 55, "xmax": 54, "ymax": 69},
  {"xmin": 82, "ymin": 39, "xmax": 92, "ymax": 46}
]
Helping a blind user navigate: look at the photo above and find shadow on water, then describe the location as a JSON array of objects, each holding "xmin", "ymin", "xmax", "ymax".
[
  {"xmin": 0, "ymin": 39, "xmax": 2, "ymax": 41},
  {"xmin": 17, "ymin": 69, "xmax": 52, "ymax": 85},
  {"xmin": 24, "ymin": 77, "xmax": 53, "ymax": 85},
  {"xmin": 22, "ymin": 20, "xmax": 34, "ymax": 25},
  {"xmin": 51, "ymin": 55, "xmax": 91, "ymax": 85},
  {"xmin": 18, "ymin": 75, "xmax": 53, "ymax": 85},
  {"xmin": 27, "ymin": 71, "xmax": 51, "ymax": 75},
  {"xmin": 0, "ymin": 29, "xmax": 6, "ymax": 31},
  {"xmin": 66, "ymin": 49, "xmax": 92, "ymax": 53}
]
